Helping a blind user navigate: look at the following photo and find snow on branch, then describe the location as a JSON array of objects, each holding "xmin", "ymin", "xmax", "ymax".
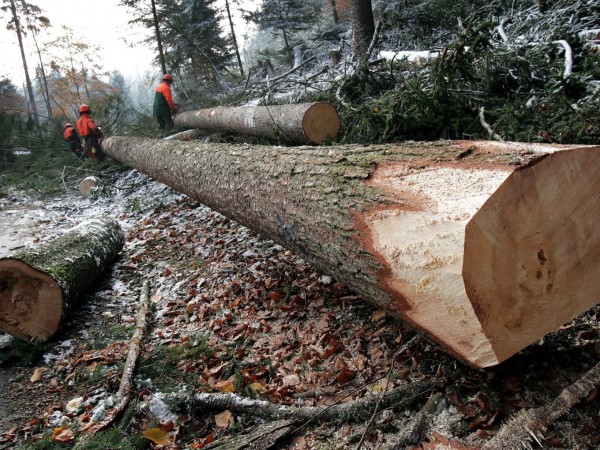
[
  {"xmin": 553, "ymin": 39, "xmax": 573, "ymax": 79},
  {"xmin": 479, "ymin": 107, "xmax": 504, "ymax": 141},
  {"xmin": 497, "ymin": 19, "xmax": 509, "ymax": 43},
  {"xmin": 377, "ymin": 50, "xmax": 440, "ymax": 64}
]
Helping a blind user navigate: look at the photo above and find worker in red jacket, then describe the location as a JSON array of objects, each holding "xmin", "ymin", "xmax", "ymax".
[
  {"xmin": 153, "ymin": 74, "xmax": 178, "ymax": 131},
  {"xmin": 76, "ymin": 104, "xmax": 105, "ymax": 161},
  {"xmin": 63, "ymin": 122, "xmax": 84, "ymax": 158}
]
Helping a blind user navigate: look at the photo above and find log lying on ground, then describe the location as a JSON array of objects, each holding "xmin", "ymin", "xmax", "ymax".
[
  {"xmin": 173, "ymin": 102, "xmax": 340, "ymax": 145},
  {"xmin": 102, "ymin": 137, "xmax": 600, "ymax": 367},
  {"xmin": 0, "ymin": 218, "xmax": 124, "ymax": 342}
]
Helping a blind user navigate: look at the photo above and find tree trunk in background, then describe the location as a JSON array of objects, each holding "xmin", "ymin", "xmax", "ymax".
[
  {"xmin": 151, "ymin": 0, "xmax": 167, "ymax": 75},
  {"xmin": 537, "ymin": 0, "xmax": 547, "ymax": 14},
  {"xmin": 225, "ymin": 0, "xmax": 244, "ymax": 78},
  {"xmin": 173, "ymin": 102, "xmax": 341, "ymax": 145},
  {"xmin": 32, "ymin": 31, "xmax": 52, "ymax": 119},
  {"xmin": 8, "ymin": 0, "xmax": 39, "ymax": 124},
  {"xmin": 329, "ymin": 0, "xmax": 340, "ymax": 25},
  {"xmin": 0, "ymin": 218, "xmax": 124, "ymax": 342},
  {"xmin": 350, "ymin": 0, "xmax": 375, "ymax": 57},
  {"xmin": 102, "ymin": 137, "xmax": 600, "ymax": 368}
]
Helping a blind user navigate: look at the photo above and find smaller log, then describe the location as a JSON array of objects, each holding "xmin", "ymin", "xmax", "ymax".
[
  {"xmin": 0, "ymin": 218, "xmax": 124, "ymax": 342},
  {"xmin": 173, "ymin": 102, "xmax": 341, "ymax": 145},
  {"xmin": 79, "ymin": 176, "xmax": 98, "ymax": 197}
]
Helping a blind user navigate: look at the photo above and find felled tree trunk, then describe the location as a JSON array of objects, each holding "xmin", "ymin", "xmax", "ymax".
[
  {"xmin": 173, "ymin": 102, "xmax": 340, "ymax": 145},
  {"xmin": 102, "ymin": 137, "xmax": 600, "ymax": 368},
  {"xmin": 0, "ymin": 218, "xmax": 124, "ymax": 342}
]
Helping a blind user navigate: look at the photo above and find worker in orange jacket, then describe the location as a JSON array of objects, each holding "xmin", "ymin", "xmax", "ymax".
[
  {"xmin": 63, "ymin": 122, "xmax": 84, "ymax": 158},
  {"xmin": 76, "ymin": 104, "xmax": 105, "ymax": 161},
  {"xmin": 153, "ymin": 74, "xmax": 178, "ymax": 131}
]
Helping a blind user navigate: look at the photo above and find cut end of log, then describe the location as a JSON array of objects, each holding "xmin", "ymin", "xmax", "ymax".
[
  {"xmin": 464, "ymin": 145, "xmax": 600, "ymax": 364},
  {"xmin": 0, "ymin": 259, "xmax": 63, "ymax": 342},
  {"xmin": 79, "ymin": 176, "xmax": 98, "ymax": 197},
  {"xmin": 364, "ymin": 144, "xmax": 600, "ymax": 367},
  {"xmin": 302, "ymin": 102, "xmax": 341, "ymax": 144}
]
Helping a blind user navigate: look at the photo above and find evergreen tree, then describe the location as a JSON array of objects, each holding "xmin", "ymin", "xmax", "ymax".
[
  {"xmin": 120, "ymin": 0, "xmax": 168, "ymax": 74},
  {"xmin": 1, "ymin": 0, "xmax": 48, "ymax": 124},
  {"xmin": 160, "ymin": 0, "xmax": 233, "ymax": 85},
  {"xmin": 248, "ymin": 0, "xmax": 322, "ymax": 67}
]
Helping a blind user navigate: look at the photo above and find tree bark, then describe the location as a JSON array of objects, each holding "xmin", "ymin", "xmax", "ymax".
[
  {"xmin": 150, "ymin": 379, "xmax": 432, "ymax": 424},
  {"xmin": 173, "ymin": 102, "xmax": 341, "ymax": 145},
  {"xmin": 150, "ymin": 0, "xmax": 167, "ymax": 75},
  {"xmin": 8, "ymin": 0, "xmax": 39, "ymax": 125},
  {"xmin": 351, "ymin": 0, "xmax": 376, "ymax": 57},
  {"xmin": 224, "ymin": 0, "xmax": 244, "ymax": 78},
  {"xmin": 0, "ymin": 218, "xmax": 124, "ymax": 342},
  {"xmin": 329, "ymin": 0, "xmax": 340, "ymax": 25},
  {"xmin": 101, "ymin": 137, "xmax": 600, "ymax": 368}
]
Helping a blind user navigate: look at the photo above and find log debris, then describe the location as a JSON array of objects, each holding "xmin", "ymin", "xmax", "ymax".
[
  {"xmin": 484, "ymin": 360, "xmax": 600, "ymax": 450},
  {"xmin": 150, "ymin": 378, "xmax": 433, "ymax": 425},
  {"xmin": 0, "ymin": 218, "xmax": 124, "ymax": 342},
  {"xmin": 173, "ymin": 102, "xmax": 340, "ymax": 145}
]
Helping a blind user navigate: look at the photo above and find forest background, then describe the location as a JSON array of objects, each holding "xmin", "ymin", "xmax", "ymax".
[{"xmin": 0, "ymin": 0, "xmax": 599, "ymax": 194}]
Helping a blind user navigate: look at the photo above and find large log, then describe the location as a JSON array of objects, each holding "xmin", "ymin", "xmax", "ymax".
[
  {"xmin": 173, "ymin": 102, "xmax": 340, "ymax": 145},
  {"xmin": 102, "ymin": 137, "xmax": 600, "ymax": 367},
  {"xmin": 0, "ymin": 218, "xmax": 124, "ymax": 342}
]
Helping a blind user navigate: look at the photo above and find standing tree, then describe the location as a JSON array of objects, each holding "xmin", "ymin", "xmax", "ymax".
[
  {"xmin": 19, "ymin": 1, "xmax": 52, "ymax": 120},
  {"xmin": 159, "ymin": 0, "xmax": 233, "ymax": 85},
  {"xmin": 1, "ymin": 0, "xmax": 45, "ymax": 124},
  {"xmin": 224, "ymin": 0, "xmax": 244, "ymax": 77},
  {"xmin": 120, "ymin": 0, "xmax": 167, "ymax": 74},
  {"xmin": 39, "ymin": 26, "xmax": 118, "ymax": 121},
  {"xmin": 350, "ymin": 0, "xmax": 375, "ymax": 57},
  {"xmin": 247, "ymin": 0, "xmax": 322, "ymax": 67}
]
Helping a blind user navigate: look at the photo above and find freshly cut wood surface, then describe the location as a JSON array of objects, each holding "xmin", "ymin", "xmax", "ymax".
[
  {"xmin": 464, "ymin": 145, "xmax": 600, "ymax": 363},
  {"xmin": 0, "ymin": 218, "xmax": 124, "ymax": 341},
  {"xmin": 102, "ymin": 137, "xmax": 600, "ymax": 367},
  {"xmin": 173, "ymin": 102, "xmax": 340, "ymax": 144}
]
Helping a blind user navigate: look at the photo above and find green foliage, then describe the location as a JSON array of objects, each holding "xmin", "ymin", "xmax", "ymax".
[
  {"xmin": 246, "ymin": 0, "xmax": 323, "ymax": 67},
  {"xmin": 332, "ymin": 1, "xmax": 600, "ymax": 145},
  {"xmin": 0, "ymin": 339, "xmax": 46, "ymax": 367},
  {"xmin": 137, "ymin": 334, "xmax": 213, "ymax": 391}
]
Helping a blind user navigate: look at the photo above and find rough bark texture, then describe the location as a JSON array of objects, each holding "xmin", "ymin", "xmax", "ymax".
[
  {"xmin": 203, "ymin": 420, "xmax": 296, "ymax": 450},
  {"xmin": 102, "ymin": 137, "xmax": 600, "ymax": 367},
  {"xmin": 0, "ymin": 218, "xmax": 124, "ymax": 342},
  {"xmin": 173, "ymin": 102, "xmax": 340, "ymax": 145},
  {"xmin": 153, "ymin": 379, "xmax": 432, "ymax": 424}
]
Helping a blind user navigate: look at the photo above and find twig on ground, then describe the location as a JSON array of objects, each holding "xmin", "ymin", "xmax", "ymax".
[
  {"xmin": 79, "ymin": 282, "xmax": 151, "ymax": 434},
  {"xmin": 150, "ymin": 378, "xmax": 434, "ymax": 425},
  {"xmin": 485, "ymin": 359, "xmax": 600, "ymax": 450}
]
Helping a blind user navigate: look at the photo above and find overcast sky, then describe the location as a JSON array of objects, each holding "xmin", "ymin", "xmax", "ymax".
[
  {"xmin": 0, "ymin": 0, "xmax": 254, "ymax": 90},
  {"xmin": 0, "ymin": 0, "xmax": 160, "ymax": 87}
]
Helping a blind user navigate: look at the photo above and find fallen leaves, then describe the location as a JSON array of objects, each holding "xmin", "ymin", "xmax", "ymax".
[
  {"xmin": 30, "ymin": 368, "xmax": 44, "ymax": 383},
  {"xmin": 143, "ymin": 427, "xmax": 171, "ymax": 445},
  {"xmin": 50, "ymin": 426, "xmax": 74, "ymax": 443},
  {"xmin": 214, "ymin": 410, "xmax": 234, "ymax": 428}
]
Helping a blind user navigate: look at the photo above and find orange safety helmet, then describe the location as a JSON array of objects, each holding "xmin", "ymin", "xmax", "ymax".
[
  {"xmin": 162, "ymin": 74, "xmax": 173, "ymax": 82},
  {"xmin": 79, "ymin": 104, "xmax": 91, "ymax": 114}
]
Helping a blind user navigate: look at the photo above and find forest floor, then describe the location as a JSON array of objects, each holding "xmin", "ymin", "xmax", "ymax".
[{"xmin": 1, "ymin": 163, "xmax": 600, "ymax": 450}]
